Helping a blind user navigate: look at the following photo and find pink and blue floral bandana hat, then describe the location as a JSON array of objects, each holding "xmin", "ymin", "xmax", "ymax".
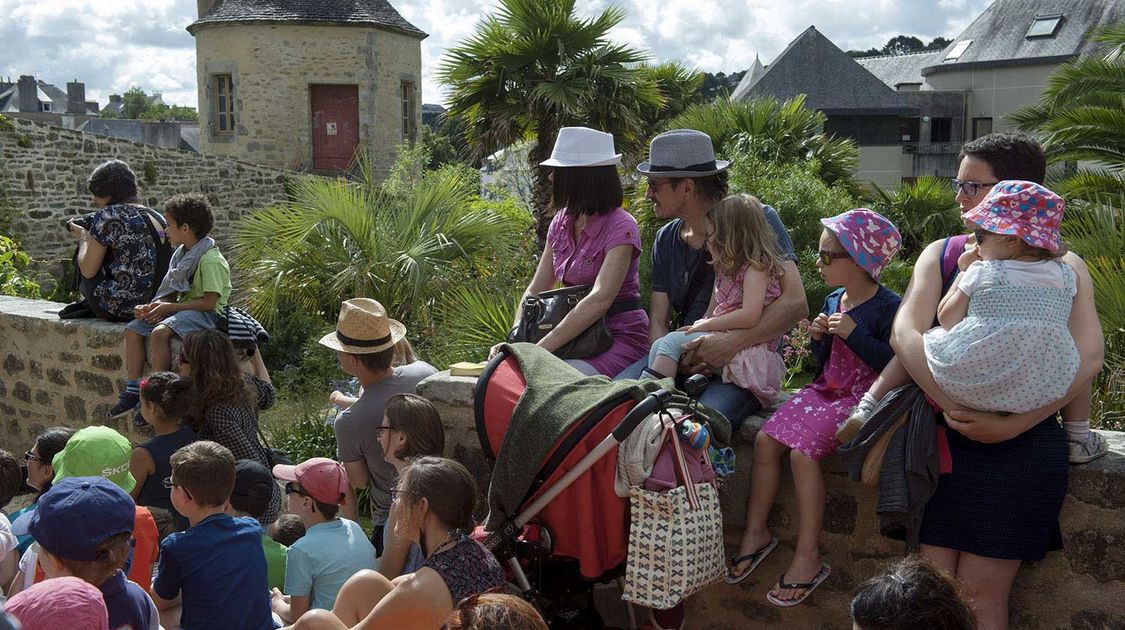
[
  {"xmin": 961, "ymin": 180, "xmax": 1064, "ymax": 252},
  {"xmin": 820, "ymin": 209, "xmax": 902, "ymax": 280}
]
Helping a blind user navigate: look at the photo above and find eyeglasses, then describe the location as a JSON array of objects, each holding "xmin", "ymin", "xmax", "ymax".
[
  {"xmin": 818, "ymin": 250, "xmax": 852, "ymax": 266},
  {"xmin": 646, "ymin": 178, "xmax": 675, "ymax": 191},
  {"xmin": 951, "ymin": 179, "xmax": 999, "ymax": 197},
  {"xmin": 389, "ymin": 487, "xmax": 415, "ymax": 504},
  {"xmin": 284, "ymin": 482, "xmax": 310, "ymax": 498},
  {"xmin": 375, "ymin": 425, "xmax": 395, "ymax": 434},
  {"xmin": 163, "ymin": 476, "xmax": 193, "ymax": 500},
  {"xmin": 24, "ymin": 450, "xmax": 41, "ymax": 463}
]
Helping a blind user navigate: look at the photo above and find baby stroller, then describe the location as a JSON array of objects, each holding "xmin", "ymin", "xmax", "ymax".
[{"xmin": 475, "ymin": 344, "xmax": 706, "ymax": 628}]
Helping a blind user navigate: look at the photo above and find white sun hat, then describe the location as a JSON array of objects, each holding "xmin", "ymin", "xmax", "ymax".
[{"xmin": 539, "ymin": 126, "xmax": 622, "ymax": 168}]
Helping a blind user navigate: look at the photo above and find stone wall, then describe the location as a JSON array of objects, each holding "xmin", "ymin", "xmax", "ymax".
[
  {"xmin": 0, "ymin": 115, "xmax": 294, "ymax": 282},
  {"xmin": 417, "ymin": 372, "xmax": 1125, "ymax": 630},
  {"xmin": 193, "ymin": 23, "xmax": 423, "ymax": 175}
]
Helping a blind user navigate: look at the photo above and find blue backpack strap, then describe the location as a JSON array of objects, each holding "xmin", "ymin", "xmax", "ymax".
[{"xmin": 940, "ymin": 234, "xmax": 971, "ymax": 294}]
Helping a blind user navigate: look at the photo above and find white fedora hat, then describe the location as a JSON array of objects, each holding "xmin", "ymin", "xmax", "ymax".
[
  {"xmin": 318, "ymin": 298, "xmax": 407, "ymax": 354},
  {"xmin": 539, "ymin": 127, "xmax": 622, "ymax": 168}
]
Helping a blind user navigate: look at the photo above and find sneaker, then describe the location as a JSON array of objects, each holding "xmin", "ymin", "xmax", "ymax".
[
  {"xmin": 131, "ymin": 407, "xmax": 147, "ymax": 429},
  {"xmin": 836, "ymin": 404, "xmax": 872, "ymax": 444},
  {"xmin": 106, "ymin": 391, "xmax": 140, "ymax": 419},
  {"xmin": 1069, "ymin": 430, "xmax": 1109, "ymax": 464}
]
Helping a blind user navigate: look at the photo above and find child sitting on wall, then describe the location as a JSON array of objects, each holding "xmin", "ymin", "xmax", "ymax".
[{"xmin": 109, "ymin": 193, "xmax": 231, "ymax": 419}]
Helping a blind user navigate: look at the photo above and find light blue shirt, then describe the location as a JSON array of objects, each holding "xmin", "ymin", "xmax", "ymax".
[{"xmin": 284, "ymin": 519, "xmax": 377, "ymax": 610}]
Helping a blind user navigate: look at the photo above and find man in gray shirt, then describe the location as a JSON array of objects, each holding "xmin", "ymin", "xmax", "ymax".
[{"xmin": 319, "ymin": 298, "xmax": 436, "ymax": 554}]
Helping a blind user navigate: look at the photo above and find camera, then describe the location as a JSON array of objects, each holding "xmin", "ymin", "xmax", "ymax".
[{"xmin": 66, "ymin": 213, "xmax": 95, "ymax": 230}]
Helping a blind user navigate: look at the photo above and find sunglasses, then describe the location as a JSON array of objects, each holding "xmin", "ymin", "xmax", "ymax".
[
  {"xmin": 24, "ymin": 450, "xmax": 41, "ymax": 463},
  {"xmin": 163, "ymin": 476, "xmax": 193, "ymax": 500},
  {"xmin": 284, "ymin": 482, "xmax": 311, "ymax": 499},
  {"xmin": 818, "ymin": 250, "xmax": 852, "ymax": 266},
  {"xmin": 951, "ymin": 178, "xmax": 999, "ymax": 197}
]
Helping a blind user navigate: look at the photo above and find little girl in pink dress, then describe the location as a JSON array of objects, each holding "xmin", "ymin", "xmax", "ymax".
[
  {"xmin": 644, "ymin": 194, "xmax": 787, "ymax": 407},
  {"xmin": 727, "ymin": 209, "xmax": 902, "ymax": 608}
]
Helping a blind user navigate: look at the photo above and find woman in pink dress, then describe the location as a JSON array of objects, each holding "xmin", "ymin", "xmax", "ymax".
[
  {"xmin": 502, "ymin": 127, "xmax": 648, "ymax": 377},
  {"xmin": 727, "ymin": 209, "xmax": 903, "ymax": 608}
]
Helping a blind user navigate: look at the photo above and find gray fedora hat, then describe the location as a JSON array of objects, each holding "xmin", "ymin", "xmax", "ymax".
[{"xmin": 636, "ymin": 129, "xmax": 730, "ymax": 178}]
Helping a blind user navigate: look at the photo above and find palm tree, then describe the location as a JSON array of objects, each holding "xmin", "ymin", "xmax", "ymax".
[
  {"xmin": 232, "ymin": 157, "xmax": 519, "ymax": 330},
  {"xmin": 437, "ymin": 0, "xmax": 662, "ymax": 239},
  {"xmin": 1009, "ymin": 23, "xmax": 1125, "ymax": 201},
  {"xmin": 870, "ymin": 175, "xmax": 961, "ymax": 258},
  {"xmin": 667, "ymin": 96, "xmax": 860, "ymax": 187}
]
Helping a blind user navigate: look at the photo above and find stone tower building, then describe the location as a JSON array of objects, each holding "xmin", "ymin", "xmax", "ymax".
[{"xmin": 188, "ymin": 0, "xmax": 427, "ymax": 174}]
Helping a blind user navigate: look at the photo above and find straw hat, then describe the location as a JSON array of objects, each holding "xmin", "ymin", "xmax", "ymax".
[
  {"xmin": 539, "ymin": 127, "xmax": 622, "ymax": 168},
  {"xmin": 318, "ymin": 298, "xmax": 406, "ymax": 354}
]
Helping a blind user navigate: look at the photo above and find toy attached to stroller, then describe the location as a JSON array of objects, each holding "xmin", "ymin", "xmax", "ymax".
[{"xmin": 474, "ymin": 344, "xmax": 726, "ymax": 628}]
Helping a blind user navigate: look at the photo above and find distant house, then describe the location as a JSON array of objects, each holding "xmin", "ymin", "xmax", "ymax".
[
  {"xmin": 735, "ymin": 0, "xmax": 1125, "ymax": 187},
  {"xmin": 79, "ymin": 118, "xmax": 199, "ymax": 153},
  {"xmin": 0, "ymin": 75, "xmax": 99, "ymax": 121},
  {"xmin": 188, "ymin": 0, "xmax": 427, "ymax": 175},
  {"xmin": 100, "ymin": 91, "xmax": 167, "ymax": 118}
]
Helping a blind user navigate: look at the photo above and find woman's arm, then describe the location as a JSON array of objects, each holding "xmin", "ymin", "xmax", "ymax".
[
  {"xmin": 537, "ymin": 244, "xmax": 632, "ymax": 353},
  {"xmin": 689, "ymin": 267, "xmax": 767, "ymax": 333},
  {"xmin": 129, "ymin": 446, "xmax": 155, "ymax": 501},
  {"xmin": 944, "ymin": 253, "xmax": 1105, "ymax": 442},
  {"xmin": 378, "ymin": 502, "xmax": 412, "ymax": 580},
  {"xmin": 70, "ymin": 222, "xmax": 108, "ymax": 280},
  {"xmin": 891, "ymin": 239, "xmax": 960, "ymax": 411}
]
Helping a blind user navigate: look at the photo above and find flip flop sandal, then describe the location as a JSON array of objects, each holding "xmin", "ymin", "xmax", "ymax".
[
  {"xmin": 765, "ymin": 563, "xmax": 831, "ymax": 607},
  {"xmin": 724, "ymin": 536, "xmax": 779, "ymax": 584}
]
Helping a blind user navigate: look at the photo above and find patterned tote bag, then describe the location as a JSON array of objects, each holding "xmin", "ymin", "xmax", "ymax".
[{"xmin": 623, "ymin": 422, "xmax": 726, "ymax": 609}]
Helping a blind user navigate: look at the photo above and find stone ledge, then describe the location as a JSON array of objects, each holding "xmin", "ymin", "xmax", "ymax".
[{"xmin": 418, "ymin": 369, "xmax": 1125, "ymax": 629}]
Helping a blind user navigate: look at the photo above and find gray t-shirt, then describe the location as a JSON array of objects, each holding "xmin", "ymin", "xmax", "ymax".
[
  {"xmin": 651, "ymin": 204, "xmax": 796, "ymax": 326},
  {"xmin": 333, "ymin": 361, "xmax": 437, "ymax": 525}
]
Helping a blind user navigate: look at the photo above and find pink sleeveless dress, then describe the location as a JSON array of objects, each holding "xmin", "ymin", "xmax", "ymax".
[{"xmin": 713, "ymin": 264, "xmax": 784, "ymax": 405}]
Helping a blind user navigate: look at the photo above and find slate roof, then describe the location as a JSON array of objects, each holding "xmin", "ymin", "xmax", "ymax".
[
  {"xmin": 80, "ymin": 119, "xmax": 146, "ymax": 143},
  {"xmin": 857, "ymin": 50, "xmax": 942, "ymax": 89},
  {"xmin": 730, "ymin": 55, "xmax": 767, "ymax": 101},
  {"xmin": 0, "ymin": 85, "xmax": 16, "ymax": 112},
  {"xmin": 741, "ymin": 27, "xmax": 915, "ymax": 115},
  {"xmin": 188, "ymin": 0, "xmax": 427, "ymax": 39},
  {"xmin": 924, "ymin": 0, "xmax": 1125, "ymax": 76}
]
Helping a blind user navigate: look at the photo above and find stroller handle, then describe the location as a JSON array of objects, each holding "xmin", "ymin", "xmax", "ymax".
[{"xmin": 612, "ymin": 389, "xmax": 673, "ymax": 442}]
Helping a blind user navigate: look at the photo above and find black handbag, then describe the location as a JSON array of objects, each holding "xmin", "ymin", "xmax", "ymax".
[
  {"xmin": 256, "ymin": 425, "xmax": 292, "ymax": 468},
  {"xmin": 508, "ymin": 285, "xmax": 614, "ymax": 359}
]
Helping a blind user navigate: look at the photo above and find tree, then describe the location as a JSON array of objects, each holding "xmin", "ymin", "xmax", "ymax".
[
  {"xmin": 882, "ymin": 35, "xmax": 925, "ymax": 55},
  {"xmin": 233, "ymin": 155, "xmax": 519, "ymax": 329},
  {"xmin": 847, "ymin": 47, "xmax": 883, "ymax": 58},
  {"xmin": 1009, "ymin": 23, "xmax": 1125, "ymax": 200},
  {"xmin": 99, "ymin": 87, "xmax": 198, "ymax": 122},
  {"xmin": 666, "ymin": 96, "xmax": 860, "ymax": 188},
  {"xmin": 927, "ymin": 37, "xmax": 952, "ymax": 50},
  {"xmin": 437, "ymin": 0, "xmax": 661, "ymax": 239}
]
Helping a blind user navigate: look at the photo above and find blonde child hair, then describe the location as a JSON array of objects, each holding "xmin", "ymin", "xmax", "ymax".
[{"xmin": 708, "ymin": 194, "xmax": 786, "ymax": 280}]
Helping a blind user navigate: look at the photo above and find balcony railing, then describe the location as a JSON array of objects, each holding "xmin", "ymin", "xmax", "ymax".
[{"xmin": 901, "ymin": 142, "xmax": 962, "ymax": 155}]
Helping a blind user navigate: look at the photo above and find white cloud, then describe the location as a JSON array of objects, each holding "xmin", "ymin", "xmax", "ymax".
[{"xmin": 0, "ymin": 0, "xmax": 975, "ymax": 110}]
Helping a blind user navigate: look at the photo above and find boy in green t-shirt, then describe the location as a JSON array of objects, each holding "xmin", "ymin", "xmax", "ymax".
[{"xmin": 110, "ymin": 193, "xmax": 232, "ymax": 418}]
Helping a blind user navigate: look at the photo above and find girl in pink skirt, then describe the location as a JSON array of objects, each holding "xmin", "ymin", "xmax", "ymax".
[{"xmin": 726, "ymin": 209, "xmax": 903, "ymax": 608}]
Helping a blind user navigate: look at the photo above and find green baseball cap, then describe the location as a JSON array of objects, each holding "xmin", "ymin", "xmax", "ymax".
[{"xmin": 52, "ymin": 426, "xmax": 136, "ymax": 493}]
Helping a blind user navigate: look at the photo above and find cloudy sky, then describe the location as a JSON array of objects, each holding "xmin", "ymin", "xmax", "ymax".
[{"xmin": 1, "ymin": 0, "xmax": 977, "ymax": 110}]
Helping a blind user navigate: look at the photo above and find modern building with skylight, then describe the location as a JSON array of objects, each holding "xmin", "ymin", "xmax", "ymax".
[{"xmin": 733, "ymin": 0, "xmax": 1124, "ymax": 186}]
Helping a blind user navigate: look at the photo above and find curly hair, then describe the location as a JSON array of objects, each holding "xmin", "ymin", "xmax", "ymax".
[
  {"xmin": 139, "ymin": 371, "xmax": 190, "ymax": 421},
  {"xmin": 448, "ymin": 593, "xmax": 549, "ymax": 630},
  {"xmin": 181, "ymin": 330, "xmax": 252, "ymax": 426},
  {"xmin": 851, "ymin": 556, "xmax": 976, "ymax": 630},
  {"xmin": 87, "ymin": 160, "xmax": 138, "ymax": 203},
  {"xmin": 164, "ymin": 192, "xmax": 215, "ymax": 238},
  {"xmin": 707, "ymin": 194, "xmax": 786, "ymax": 279}
]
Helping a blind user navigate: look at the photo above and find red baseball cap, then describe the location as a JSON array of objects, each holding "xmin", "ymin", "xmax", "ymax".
[{"xmin": 273, "ymin": 458, "xmax": 349, "ymax": 505}]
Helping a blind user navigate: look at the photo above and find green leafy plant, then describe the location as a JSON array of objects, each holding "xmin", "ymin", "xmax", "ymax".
[
  {"xmin": 0, "ymin": 234, "xmax": 41, "ymax": 299},
  {"xmin": 870, "ymin": 176, "xmax": 961, "ymax": 259}
]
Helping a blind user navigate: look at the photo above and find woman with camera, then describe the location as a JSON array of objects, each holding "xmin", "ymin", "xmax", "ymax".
[{"xmin": 66, "ymin": 159, "xmax": 169, "ymax": 321}]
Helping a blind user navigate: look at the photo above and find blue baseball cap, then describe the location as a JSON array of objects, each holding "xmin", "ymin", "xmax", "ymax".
[{"xmin": 27, "ymin": 477, "xmax": 135, "ymax": 561}]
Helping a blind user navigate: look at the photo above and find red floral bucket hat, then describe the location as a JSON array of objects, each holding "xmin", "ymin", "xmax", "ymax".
[{"xmin": 961, "ymin": 180, "xmax": 1064, "ymax": 252}]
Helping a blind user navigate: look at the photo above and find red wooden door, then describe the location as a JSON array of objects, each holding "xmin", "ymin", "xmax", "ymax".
[{"xmin": 310, "ymin": 84, "xmax": 359, "ymax": 171}]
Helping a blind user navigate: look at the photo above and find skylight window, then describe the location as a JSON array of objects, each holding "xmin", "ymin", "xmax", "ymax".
[
  {"xmin": 1027, "ymin": 15, "xmax": 1064, "ymax": 38},
  {"xmin": 945, "ymin": 40, "xmax": 972, "ymax": 61}
]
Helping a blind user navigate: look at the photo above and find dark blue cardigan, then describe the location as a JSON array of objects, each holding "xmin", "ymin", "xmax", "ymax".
[{"xmin": 810, "ymin": 285, "xmax": 902, "ymax": 378}]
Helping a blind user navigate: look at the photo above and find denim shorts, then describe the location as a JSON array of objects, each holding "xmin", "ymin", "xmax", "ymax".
[{"xmin": 126, "ymin": 309, "xmax": 220, "ymax": 338}]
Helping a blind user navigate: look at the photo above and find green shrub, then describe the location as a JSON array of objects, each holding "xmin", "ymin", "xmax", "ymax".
[
  {"xmin": 868, "ymin": 176, "xmax": 960, "ymax": 260},
  {"xmin": 0, "ymin": 235, "xmax": 41, "ymax": 299}
]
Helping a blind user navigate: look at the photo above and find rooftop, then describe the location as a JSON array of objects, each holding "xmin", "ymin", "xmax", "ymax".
[{"xmin": 188, "ymin": 0, "xmax": 427, "ymax": 39}]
